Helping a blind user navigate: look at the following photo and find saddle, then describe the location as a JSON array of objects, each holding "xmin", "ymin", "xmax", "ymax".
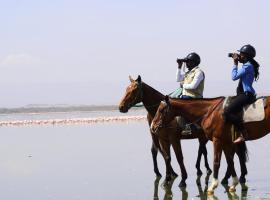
[{"xmin": 223, "ymin": 96, "xmax": 267, "ymax": 123}]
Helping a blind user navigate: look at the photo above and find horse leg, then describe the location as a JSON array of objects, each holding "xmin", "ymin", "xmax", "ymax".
[
  {"xmin": 235, "ymin": 143, "xmax": 248, "ymax": 184},
  {"xmin": 171, "ymin": 140, "xmax": 188, "ymax": 188},
  {"xmin": 236, "ymin": 142, "xmax": 249, "ymax": 191},
  {"xmin": 207, "ymin": 137, "xmax": 222, "ymax": 195},
  {"xmin": 223, "ymin": 146, "xmax": 239, "ymax": 193},
  {"xmin": 195, "ymin": 142, "xmax": 203, "ymax": 176},
  {"xmin": 221, "ymin": 165, "xmax": 231, "ymax": 185},
  {"xmin": 196, "ymin": 135, "xmax": 212, "ymax": 176},
  {"xmin": 159, "ymin": 140, "xmax": 177, "ymax": 184},
  {"xmin": 201, "ymin": 142, "xmax": 212, "ymax": 175},
  {"xmin": 151, "ymin": 141, "xmax": 162, "ymax": 177}
]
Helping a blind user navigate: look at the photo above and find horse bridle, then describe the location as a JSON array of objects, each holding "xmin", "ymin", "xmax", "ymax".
[
  {"xmin": 155, "ymin": 97, "xmax": 224, "ymax": 130},
  {"xmin": 126, "ymin": 82, "xmax": 143, "ymax": 109}
]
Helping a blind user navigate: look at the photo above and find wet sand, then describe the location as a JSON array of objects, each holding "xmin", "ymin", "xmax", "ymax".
[{"xmin": 0, "ymin": 121, "xmax": 270, "ymax": 199}]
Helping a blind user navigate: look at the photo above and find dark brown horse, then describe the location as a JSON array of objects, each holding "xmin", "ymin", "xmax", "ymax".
[
  {"xmin": 151, "ymin": 95, "xmax": 270, "ymax": 194},
  {"xmin": 119, "ymin": 75, "xmax": 244, "ymax": 187}
]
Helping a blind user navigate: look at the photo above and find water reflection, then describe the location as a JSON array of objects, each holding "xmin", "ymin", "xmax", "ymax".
[
  {"xmin": 153, "ymin": 176, "xmax": 177, "ymax": 200},
  {"xmin": 153, "ymin": 176, "xmax": 161, "ymax": 199},
  {"xmin": 220, "ymin": 183, "xmax": 248, "ymax": 200},
  {"xmin": 152, "ymin": 176, "xmax": 188, "ymax": 200},
  {"xmin": 196, "ymin": 174, "xmax": 210, "ymax": 199},
  {"xmin": 152, "ymin": 172, "xmax": 249, "ymax": 200}
]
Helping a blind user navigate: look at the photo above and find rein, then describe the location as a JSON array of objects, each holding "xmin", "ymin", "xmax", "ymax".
[
  {"xmin": 187, "ymin": 97, "xmax": 224, "ymax": 125},
  {"xmin": 130, "ymin": 82, "xmax": 162, "ymax": 109}
]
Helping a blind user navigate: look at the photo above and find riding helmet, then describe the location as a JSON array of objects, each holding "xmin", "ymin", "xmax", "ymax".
[
  {"xmin": 185, "ymin": 52, "xmax": 201, "ymax": 66},
  {"xmin": 238, "ymin": 44, "xmax": 256, "ymax": 58}
]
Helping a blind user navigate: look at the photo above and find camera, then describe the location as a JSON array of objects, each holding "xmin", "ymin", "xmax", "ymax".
[{"xmin": 177, "ymin": 58, "xmax": 187, "ymax": 64}]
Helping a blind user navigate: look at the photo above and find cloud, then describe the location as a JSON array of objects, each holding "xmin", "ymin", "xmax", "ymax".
[{"xmin": 0, "ymin": 53, "xmax": 41, "ymax": 65}]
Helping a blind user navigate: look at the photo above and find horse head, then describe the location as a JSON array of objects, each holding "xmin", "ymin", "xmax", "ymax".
[
  {"xmin": 119, "ymin": 75, "xmax": 143, "ymax": 113},
  {"xmin": 151, "ymin": 95, "xmax": 175, "ymax": 133}
]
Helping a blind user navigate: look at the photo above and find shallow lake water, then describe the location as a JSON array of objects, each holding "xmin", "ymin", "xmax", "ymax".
[{"xmin": 0, "ymin": 118, "xmax": 270, "ymax": 199}]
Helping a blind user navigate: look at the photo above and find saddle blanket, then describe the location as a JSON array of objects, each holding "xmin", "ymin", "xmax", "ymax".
[{"xmin": 223, "ymin": 97, "xmax": 267, "ymax": 123}]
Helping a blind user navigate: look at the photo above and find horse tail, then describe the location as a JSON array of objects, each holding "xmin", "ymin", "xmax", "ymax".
[{"xmin": 236, "ymin": 142, "xmax": 249, "ymax": 163}]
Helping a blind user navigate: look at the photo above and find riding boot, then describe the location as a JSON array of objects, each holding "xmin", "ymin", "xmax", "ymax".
[{"xmin": 233, "ymin": 125, "xmax": 247, "ymax": 144}]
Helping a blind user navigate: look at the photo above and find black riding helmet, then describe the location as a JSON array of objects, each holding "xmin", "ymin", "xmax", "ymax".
[
  {"xmin": 185, "ymin": 52, "xmax": 201, "ymax": 67},
  {"xmin": 238, "ymin": 44, "xmax": 256, "ymax": 58}
]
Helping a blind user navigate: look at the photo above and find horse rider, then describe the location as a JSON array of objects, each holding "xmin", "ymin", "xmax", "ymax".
[
  {"xmin": 224, "ymin": 44, "xmax": 260, "ymax": 144},
  {"xmin": 176, "ymin": 52, "xmax": 205, "ymax": 134}
]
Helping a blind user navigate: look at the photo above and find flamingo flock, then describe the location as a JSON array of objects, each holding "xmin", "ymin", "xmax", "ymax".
[{"xmin": 0, "ymin": 115, "xmax": 147, "ymax": 127}]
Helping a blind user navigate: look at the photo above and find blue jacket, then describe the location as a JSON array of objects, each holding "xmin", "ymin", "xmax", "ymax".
[{"xmin": 231, "ymin": 61, "xmax": 255, "ymax": 94}]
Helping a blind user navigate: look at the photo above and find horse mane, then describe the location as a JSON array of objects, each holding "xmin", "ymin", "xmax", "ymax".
[{"xmin": 141, "ymin": 82, "xmax": 165, "ymax": 98}]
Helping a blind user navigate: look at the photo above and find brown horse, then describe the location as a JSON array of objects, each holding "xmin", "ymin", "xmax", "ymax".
[
  {"xmin": 119, "ymin": 75, "xmax": 243, "ymax": 187},
  {"xmin": 151, "ymin": 95, "xmax": 270, "ymax": 194}
]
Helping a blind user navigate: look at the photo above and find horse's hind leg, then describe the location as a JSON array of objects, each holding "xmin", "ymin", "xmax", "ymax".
[
  {"xmin": 201, "ymin": 141, "xmax": 212, "ymax": 175},
  {"xmin": 224, "ymin": 146, "xmax": 239, "ymax": 192},
  {"xmin": 151, "ymin": 141, "xmax": 162, "ymax": 177},
  {"xmin": 235, "ymin": 142, "xmax": 248, "ymax": 184},
  {"xmin": 196, "ymin": 138, "xmax": 212, "ymax": 176},
  {"xmin": 207, "ymin": 137, "xmax": 222, "ymax": 195},
  {"xmin": 195, "ymin": 143, "xmax": 203, "ymax": 176},
  {"xmin": 221, "ymin": 165, "xmax": 231, "ymax": 185},
  {"xmin": 171, "ymin": 139, "xmax": 188, "ymax": 188}
]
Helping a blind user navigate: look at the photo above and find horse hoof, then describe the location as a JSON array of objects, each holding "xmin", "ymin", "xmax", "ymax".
[
  {"xmin": 207, "ymin": 189, "xmax": 214, "ymax": 195},
  {"xmin": 179, "ymin": 181, "xmax": 187, "ymax": 188},
  {"xmin": 239, "ymin": 176, "xmax": 246, "ymax": 184},
  {"xmin": 165, "ymin": 176, "xmax": 172, "ymax": 182},
  {"xmin": 229, "ymin": 186, "xmax": 236, "ymax": 193},
  {"xmin": 221, "ymin": 179, "xmax": 228, "ymax": 185}
]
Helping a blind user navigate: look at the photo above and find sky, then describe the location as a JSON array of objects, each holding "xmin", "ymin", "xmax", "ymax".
[{"xmin": 0, "ymin": 0, "xmax": 270, "ymax": 107}]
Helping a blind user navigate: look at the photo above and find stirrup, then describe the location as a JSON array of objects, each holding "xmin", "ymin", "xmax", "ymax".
[{"xmin": 181, "ymin": 125, "xmax": 192, "ymax": 135}]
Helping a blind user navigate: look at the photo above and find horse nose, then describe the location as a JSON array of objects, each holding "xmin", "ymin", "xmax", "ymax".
[
  {"xmin": 119, "ymin": 105, "xmax": 123, "ymax": 112},
  {"xmin": 119, "ymin": 105, "xmax": 127, "ymax": 113}
]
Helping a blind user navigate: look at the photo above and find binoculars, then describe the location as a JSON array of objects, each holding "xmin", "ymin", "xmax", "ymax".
[
  {"xmin": 177, "ymin": 58, "xmax": 188, "ymax": 63},
  {"xmin": 228, "ymin": 53, "xmax": 239, "ymax": 58}
]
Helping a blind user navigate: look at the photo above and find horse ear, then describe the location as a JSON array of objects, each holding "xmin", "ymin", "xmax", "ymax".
[
  {"xmin": 137, "ymin": 75, "xmax": 142, "ymax": 83},
  {"xmin": 165, "ymin": 95, "xmax": 170, "ymax": 104},
  {"xmin": 129, "ymin": 75, "xmax": 134, "ymax": 82}
]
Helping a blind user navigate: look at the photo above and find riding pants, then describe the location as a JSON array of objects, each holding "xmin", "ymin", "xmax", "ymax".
[{"xmin": 224, "ymin": 92, "xmax": 255, "ymax": 131}]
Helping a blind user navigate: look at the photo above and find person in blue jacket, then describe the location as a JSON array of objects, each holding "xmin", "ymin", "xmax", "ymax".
[{"xmin": 224, "ymin": 44, "xmax": 260, "ymax": 143}]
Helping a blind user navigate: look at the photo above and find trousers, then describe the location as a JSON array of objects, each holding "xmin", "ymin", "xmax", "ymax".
[{"xmin": 224, "ymin": 92, "xmax": 255, "ymax": 131}]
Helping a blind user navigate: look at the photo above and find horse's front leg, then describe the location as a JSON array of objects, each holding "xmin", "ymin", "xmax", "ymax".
[
  {"xmin": 159, "ymin": 138, "xmax": 178, "ymax": 183},
  {"xmin": 207, "ymin": 137, "xmax": 222, "ymax": 195},
  {"xmin": 159, "ymin": 138, "xmax": 177, "ymax": 184},
  {"xmin": 171, "ymin": 138, "xmax": 187, "ymax": 188}
]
